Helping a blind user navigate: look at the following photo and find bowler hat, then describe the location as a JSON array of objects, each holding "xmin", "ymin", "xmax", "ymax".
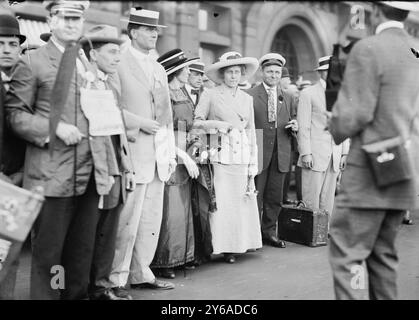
[
  {"xmin": 40, "ymin": 32, "xmax": 51, "ymax": 42},
  {"xmin": 0, "ymin": 14, "xmax": 26, "ymax": 44},
  {"xmin": 281, "ymin": 67, "xmax": 290, "ymax": 78},
  {"xmin": 158, "ymin": 49, "xmax": 199, "ymax": 76}
]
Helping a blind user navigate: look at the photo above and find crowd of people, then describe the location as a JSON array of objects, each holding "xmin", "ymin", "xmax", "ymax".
[{"xmin": 1, "ymin": 0, "xmax": 419, "ymax": 301}]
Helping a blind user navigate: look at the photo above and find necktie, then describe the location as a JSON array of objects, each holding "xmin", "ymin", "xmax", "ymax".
[
  {"xmin": 191, "ymin": 88, "xmax": 199, "ymax": 105},
  {"xmin": 49, "ymin": 41, "xmax": 81, "ymax": 155},
  {"xmin": 267, "ymin": 87, "xmax": 276, "ymax": 123}
]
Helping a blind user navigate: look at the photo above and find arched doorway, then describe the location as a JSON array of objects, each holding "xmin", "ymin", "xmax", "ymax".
[{"xmin": 270, "ymin": 24, "xmax": 318, "ymax": 83}]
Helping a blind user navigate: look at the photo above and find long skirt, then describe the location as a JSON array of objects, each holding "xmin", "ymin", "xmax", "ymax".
[
  {"xmin": 210, "ymin": 164, "xmax": 262, "ymax": 254},
  {"xmin": 151, "ymin": 165, "xmax": 195, "ymax": 268}
]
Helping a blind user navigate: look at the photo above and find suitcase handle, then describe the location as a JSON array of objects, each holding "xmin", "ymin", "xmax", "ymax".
[{"xmin": 296, "ymin": 200, "xmax": 307, "ymax": 208}]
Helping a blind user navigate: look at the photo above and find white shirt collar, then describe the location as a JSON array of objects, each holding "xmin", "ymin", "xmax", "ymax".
[
  {"xmin": 185, "ymin": 83, "xmax": 193, "ymax": 93},
  {"xmin": 320, "ymin": 78, "xmax": 326, "ymax": 89},
  {"xmin": 50, "ymin": 36, "xmax": 65, "ymax": 53},
  {"xmin": 262, "ymin": 82, "xmax": 277, "ymax": 93},
  {"xmin": 129, "ymin": 45, "xmax": 150, "ymax": 60},
  {"xmin": 375, "ymin": 21, "xmax": 404, "ymax": 35},
  {"xmin": 97, "ymin": 69, "xmax": 108, "ymax": 82}
]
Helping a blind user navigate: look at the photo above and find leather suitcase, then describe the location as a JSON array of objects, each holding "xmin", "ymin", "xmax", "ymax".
[{"xmin": 277, "ymin": 201, "xmax": 329, "ymax": 247}]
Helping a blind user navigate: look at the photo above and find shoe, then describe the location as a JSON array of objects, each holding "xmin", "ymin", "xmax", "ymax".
[
  {"xmin": 263, "ymin": 235, "xmax": 286, "ymax": 248},
  {"xmin": 224, "ymin": 253, "xmax": 236, "ymax": 264},
  {"xmin": 156, "ymin": 268, "xmax": 175, "ymax": 279},
  {"xmin": 112, "ymin": 287, "xmax": 132, "ymax": 300},
  {"xmin": 184, "ymin": 262, "xmax": 195, "ymax": 270},
  {"xmin": 131, "ymin": 279, "xmax": 175, "ymax": 290},
  {"xmin": 89, "ymin": 288, "xmax": 129, "ymax": 300},
  {"xmin": 402, "ymin": 218, "xmax": 414, "ymax": 225}
]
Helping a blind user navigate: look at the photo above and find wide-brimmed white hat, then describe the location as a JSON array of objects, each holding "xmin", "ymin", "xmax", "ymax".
[
  {"xmin": 314, "ymin": 55, "xmax": 332, "ymax": 71},
  {"xmin": 379, "ymin": 1, "xmax": 419, "ymax": 12},
  {"xmin": 205, "ymin": 51, "xmax": 259, "ymax": 85}
]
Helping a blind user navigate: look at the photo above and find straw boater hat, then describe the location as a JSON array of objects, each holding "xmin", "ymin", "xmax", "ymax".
[
  {"xmin": 0, "ymin": 14, "xmax": 26, "ymax": 44},
  {"xmin": 157, "ymin": 49, "xmax": 199, "ymax": 76},
  {"xmin": 125, "ymin": 7, "xmax": 167, "ymax": 28},
  {"xmin": 80, "ymin": 25, "xmax": 124, "ymax": 46},
  {"xmin": 189, "ymin": 61, "xmax": 205, "ymax": 74},
  {"xmin": 205, "ymin": 51, "xmax": 259, "ymax": 85},
  {"xmin": 259, "ymin": 53, "xmax": 286, "ymax": 68},
  {"xmin": 315, "ymin": 55, "xmax": 332, "ymax": 71}
]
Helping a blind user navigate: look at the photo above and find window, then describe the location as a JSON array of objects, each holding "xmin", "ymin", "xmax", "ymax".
[
  {"xmin": 271, "ymin": 29, "xmax": 299, "ymax": 81},
  {"xmin": 199, "ymin": 45, "xmax": 220, "ymax": 66},
  {"xmin": 199, "ymin": 9, "xmax": 208, "ymax": 31}
]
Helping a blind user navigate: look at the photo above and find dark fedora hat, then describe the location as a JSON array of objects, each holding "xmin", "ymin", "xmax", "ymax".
[
  {"xmin": 0, "ymin": 14, "xmax": 26, "ymax": 44},
  {"xmin": 157, "ymin": 49, "xmax": 199, "ymax": 76}
]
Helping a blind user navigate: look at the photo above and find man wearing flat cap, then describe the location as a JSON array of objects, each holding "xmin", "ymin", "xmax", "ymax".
[
  {"xmin": 77, "ymin": 24, "xmax": 136, "ymax": 300},
  {"xmin": 247, "ymin": 53, "xmax": 299, "ymax": 248},
  {"xmin": 5, "ymin": 0, "xmax": 122, "ymax": 300},
  {"xmin": 328, "ymin": 1, "xmax": 419, "ymax": 300},
  {"xmin": 104, "ymin": 7, "xmax": 177, "ymax": 293}
]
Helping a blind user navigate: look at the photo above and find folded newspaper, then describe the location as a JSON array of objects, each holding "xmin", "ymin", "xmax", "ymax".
[{"xmin": 0, "ymin": 179, "xmax": 44, "ymax": 242}]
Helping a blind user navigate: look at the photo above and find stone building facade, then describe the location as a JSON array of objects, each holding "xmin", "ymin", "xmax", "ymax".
[{"xmin": 10, "ymin": 1, "xmax": 419, "ymax": 82}]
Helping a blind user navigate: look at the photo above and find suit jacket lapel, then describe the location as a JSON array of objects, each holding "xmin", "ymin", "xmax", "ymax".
[
  {"xmin": 125, "ymin": 50, "xmax": 152, "ymax": 90},
  {"xmin": 182, "ymin": 86, "xmax": 196, "ymax": 108},
  {"xmin": 315, "ymin": 82, "xmax": 326, "ymax": 110},
  {"xmin": 256, "ymin": 83, "xmax": 268, "ymax": 107},
  {"xmin": 278, "ymin": 86, "xmax": 291, "ymax": 119},
  {"xmin": 46, "ymin": 40, "xmax": 62, "ymax": 70}
]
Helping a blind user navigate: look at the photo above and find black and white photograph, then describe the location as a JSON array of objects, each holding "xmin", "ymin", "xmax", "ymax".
[{"xmin": 1, "ymin": 0, "xmax": 419, "ymax": 309}]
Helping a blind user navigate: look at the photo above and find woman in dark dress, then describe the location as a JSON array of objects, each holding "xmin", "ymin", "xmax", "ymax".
[{"xmin": 151, "ymin": 49, "xmax": 200, "ymax": 279}]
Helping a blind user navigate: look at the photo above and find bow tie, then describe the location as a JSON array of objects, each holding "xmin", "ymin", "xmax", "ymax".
[{"xmin": 191, "ymin": 89, "xmax": 200, "ymax": 96}]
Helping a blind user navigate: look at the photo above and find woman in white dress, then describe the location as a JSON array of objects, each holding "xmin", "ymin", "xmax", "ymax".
[{"xmin": 193, "ymin": 52, "xmax": 262, "ymax": 263}]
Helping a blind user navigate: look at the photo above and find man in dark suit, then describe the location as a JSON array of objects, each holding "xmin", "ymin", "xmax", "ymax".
[
  {"xmin": 247, "ymin": 53, "xmax": 298, "ymax": 248},
  {"xmin": 78, "ymin": 25, "xmax": 135, "ymax": 301},
  {"xmin": 5, "ymin": 0, "xmax": 119, "ymax": 300},
  {"xmin": 0, "ymin": 13, "xmax": 27, "ymax": 300},
  {"xmin": 184, "ymin": 61, "xmax": 205, "ymax": 107},
  {"xmin": 328, "ymin": 1, "xmax": 419, "ymax": 299}
]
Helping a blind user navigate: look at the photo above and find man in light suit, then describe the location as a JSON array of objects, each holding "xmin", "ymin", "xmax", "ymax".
[
  {"xmin": 247, "ymin": 53, "xmax": 299, "ymax": 248},
  {"xmin": 297, "ymin": 56, "xmax": 349, "ymax": 218},
  {"xmin": 328, "ymin": 1, "xmax": 419, "ymax": 299},
  {"xmin": 102, "ymin": 7, "xmax": 177, "ymax": 294}
]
